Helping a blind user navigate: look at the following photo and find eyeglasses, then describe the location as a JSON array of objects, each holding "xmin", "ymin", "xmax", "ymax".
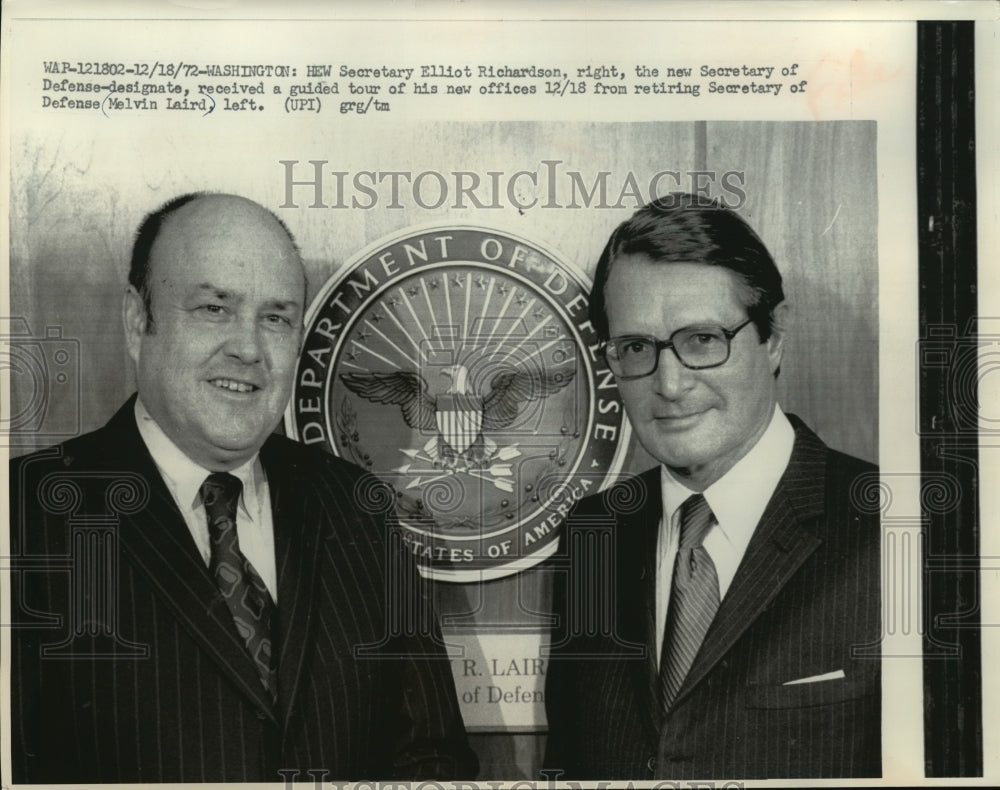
[{"xmin": 603, "ymin": 319, "xmax": 753, "ymax": 379}]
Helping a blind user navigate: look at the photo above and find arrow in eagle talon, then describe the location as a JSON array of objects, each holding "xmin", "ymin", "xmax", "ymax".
[
  {"xmin": 394, "ymin": 463, "xmax": 443, "ymax": 475},
  {"xmin": 462, "ymin": 468, "xmax": 515, "ymax": 493}
]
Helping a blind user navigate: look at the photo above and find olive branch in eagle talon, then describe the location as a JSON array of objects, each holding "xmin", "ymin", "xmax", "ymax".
[
  {"xmin": 336, "ymin": 397, "xmax": 371, "ymax": 469},
  {"xmin": 339, "ymin": 363, "xmax": 577, "ymax": 481}
]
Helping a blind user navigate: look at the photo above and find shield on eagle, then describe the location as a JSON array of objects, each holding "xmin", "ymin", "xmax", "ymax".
[{"xmin": 435, "ymin": 393, "xmax": 483, "ymax": 454}]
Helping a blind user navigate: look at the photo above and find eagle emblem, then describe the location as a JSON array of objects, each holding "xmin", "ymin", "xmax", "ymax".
[{"xmin": 341, "ymin": 363, "xmax": 577, "ymax": 488}]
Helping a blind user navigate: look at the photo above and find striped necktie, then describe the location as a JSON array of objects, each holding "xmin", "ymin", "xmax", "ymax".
[
  {"xmin": 659, "ymin": 493, "xmax": 719, "ymax": 712},
  {"xmin": 201, "ymin": 472, "xmax": 277, "ymax": 700}
]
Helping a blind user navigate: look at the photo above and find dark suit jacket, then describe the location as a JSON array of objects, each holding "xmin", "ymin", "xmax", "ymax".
[
  {"xmin": 543, "ymin": 416, "xmax": 881, "ymax": 779},
  {"xmin": 10, "ymin": 397, "xmax": 477, "ymax": 782}
]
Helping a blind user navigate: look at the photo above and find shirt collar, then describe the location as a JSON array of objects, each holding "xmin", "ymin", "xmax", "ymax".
[
  {"xmin": 660, "ymin": 404, "xmax": 795, "ymax": 545},
  {"xmin": 134, "ymin": 397, "xmax": 261, "ymax": 520}
]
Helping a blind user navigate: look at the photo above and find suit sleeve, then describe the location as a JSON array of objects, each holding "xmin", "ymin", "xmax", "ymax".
[
  {"xmin": 541, "ymin": 536, "xmax": 580, "ymax": 779},
  {"xmin": 9, "ymin": 455, "xmax": 41, "ymax": 782},
  {"xmin": 9, "ymin": 454, "xmax": 68, "ymax": 783}
]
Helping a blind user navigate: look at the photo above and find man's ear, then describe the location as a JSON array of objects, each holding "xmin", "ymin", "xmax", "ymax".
[
  {"xmin": 123, "ymin": 285, "xmax": 147, "ymax": 365},
  {"xmin": 766, "ymin": 302, "xmax": 789, "ymax": 374}
]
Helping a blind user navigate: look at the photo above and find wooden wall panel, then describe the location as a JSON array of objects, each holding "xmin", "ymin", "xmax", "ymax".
[{"xmin": 705, "ymin": 121, "xmax": 879, "ymax": 463}]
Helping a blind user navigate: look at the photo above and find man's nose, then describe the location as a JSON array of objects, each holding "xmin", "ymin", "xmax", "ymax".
[
  {"xmin": 223, "ymin": 315, "xmax": 263, "ymax": 363},
  {"xmin": 653, "ymin": 346, "xmax": 695, "ymax": 398}
]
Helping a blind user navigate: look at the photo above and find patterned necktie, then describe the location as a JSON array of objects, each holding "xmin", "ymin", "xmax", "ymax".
[
  {"xmin": 201, "ymin": 472, "xmax": 277, "ymax": 700},
  {"xmin": 659, "ymin": 493, "xmax": 720, "ymax": 712}
]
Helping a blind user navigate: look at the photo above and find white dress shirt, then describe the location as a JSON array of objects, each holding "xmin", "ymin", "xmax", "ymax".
[
  {"xmin": 134, "ymin": 399, "xmax": 278, "ymax": 601},
  {"xmin": 655, "ymin": 404, "xmax": 794, "ymax": 666}
]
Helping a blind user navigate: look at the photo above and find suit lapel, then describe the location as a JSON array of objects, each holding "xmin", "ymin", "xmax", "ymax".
[
  {"xmin": 670, "ymin": 422, "xmax": 828, "ymax": 706},
  {"xmin": 105, "ymin": 399, "xmax": 277, "ymax": 720},
  {"xmin": 262, "ymin": 440, "xmax": 323, "ymax": 735},
  {"xmin": 615, "ymin": 468, "xmax": 663, "ymax": 741}
]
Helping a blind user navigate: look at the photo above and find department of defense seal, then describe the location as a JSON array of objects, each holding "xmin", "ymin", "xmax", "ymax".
[{"xmin": 285, "ymin": 225, "xmax": 628, "ymax": 580}]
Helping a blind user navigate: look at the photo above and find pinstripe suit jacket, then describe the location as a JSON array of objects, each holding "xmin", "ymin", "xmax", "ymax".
[
  {"xmin": 10, "ymin": 397, "xmax": 476, "ymax": 782},
  {"xmin": 543, "ymin": 416, "xmax": 881, "ymax": 779}
]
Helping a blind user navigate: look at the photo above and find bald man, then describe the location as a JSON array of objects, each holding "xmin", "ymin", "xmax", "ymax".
[{"xmin": 10, "ymin": 194, "xmax": 476, "ymax": 782}]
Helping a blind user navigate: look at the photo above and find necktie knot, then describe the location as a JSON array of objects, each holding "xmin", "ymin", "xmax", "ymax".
[
  {"xmin": 201, "ymin": 473, "xmax": 242, "ymax": 533},
  {"xmin": 678, "ymin": 493, "xmax": 714, "ymax": 550}
]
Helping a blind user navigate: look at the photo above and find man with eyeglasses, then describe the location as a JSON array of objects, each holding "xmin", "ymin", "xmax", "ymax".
[{"xmin": 543, "ymin": 194, "xmax": 880, "ymax": 779}]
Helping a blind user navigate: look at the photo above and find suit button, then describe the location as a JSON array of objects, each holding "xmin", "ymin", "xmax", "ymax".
[{"xmin": 647, "ymin": 756, "xmax": 656, "ymax": 773}]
